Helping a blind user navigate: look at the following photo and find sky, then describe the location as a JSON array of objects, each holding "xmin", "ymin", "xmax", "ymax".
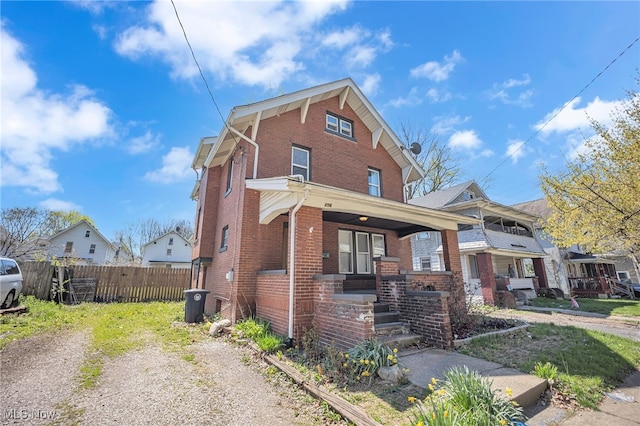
[{"xmin": 1, "ymin": 1, "xmax": 639, "ymax": 241}]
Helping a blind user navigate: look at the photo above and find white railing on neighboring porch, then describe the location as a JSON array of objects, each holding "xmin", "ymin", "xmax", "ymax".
[{"xmin": 507, "ymin": 278, "xmax": 535, "ymax": 290}]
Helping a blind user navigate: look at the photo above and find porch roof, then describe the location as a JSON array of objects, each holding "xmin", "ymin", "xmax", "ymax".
[
  {"xmin": 245, "ymin": 177, "xmax": 479, "ymax": 238},
  {"xmin": 565, "ymin": 251, "xmax": 617, "ymax": 265}
]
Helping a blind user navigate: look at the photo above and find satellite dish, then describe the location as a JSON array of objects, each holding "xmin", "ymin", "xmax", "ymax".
[{"xmin": 409, "ymin": 142, "xmax": 422, "ymax": 155}]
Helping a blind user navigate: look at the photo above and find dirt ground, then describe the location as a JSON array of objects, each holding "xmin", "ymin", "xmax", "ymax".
[{"xmin": 1, "ymin": 331, "xmax": 347, "ymax": 425}]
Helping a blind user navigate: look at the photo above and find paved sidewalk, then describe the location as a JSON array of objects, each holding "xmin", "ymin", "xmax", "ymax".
[{"xmin": 400, "ymin": 348, "xmax": 547, "ymax": 408}]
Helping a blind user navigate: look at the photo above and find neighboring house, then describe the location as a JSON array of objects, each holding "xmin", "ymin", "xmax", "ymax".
[
  {"xmin": 409, "ymin": 181, "xmax": 549, "ymax": 305},
  {"xmin": 142, "ymin": 231, "xmax": 192, "ymax": 269},
  {"xmin": 513, "ymin": 198, "xmax": 624, "ymax": 297},
  {"xmin": 190, "ymin": 78, "xmax": 478, "ymax": 349},
  {"xmin": 47, "ymin": 220, "xmax": 114, "ymax": 265}
]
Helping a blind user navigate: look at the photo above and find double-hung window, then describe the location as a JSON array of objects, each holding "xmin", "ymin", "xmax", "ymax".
[
  {"xmin": 326, "ymin": 113, "xmax": 353, "ymax": 138},
  {"xmin": 368, "ymin": 168, "xmax": 381, "ymax": 196},
  {"xmin": 220, "ymin": 225, "xmax": 229, "ymax": 252},
  {"xmin": 292, "ymin": 146, "xmax": 310, "ymax": 181}
]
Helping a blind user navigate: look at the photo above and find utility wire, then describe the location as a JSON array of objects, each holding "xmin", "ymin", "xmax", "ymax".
[
  {"xmin": 170, "ymin": 0, "xmax": 238, "ymax": 144},
  {"xmin": 482, "ymin": 36, "xmax": 640, "ymax": 182}
]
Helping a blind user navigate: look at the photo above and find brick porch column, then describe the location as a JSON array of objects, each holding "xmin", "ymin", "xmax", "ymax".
[
  {"xmin": 440, "ymin": 229, "xmax": 466, "ymax": 313},
  {"xmin": 292, "ymin": 205, "xmax": 323, "ymax": 343},
  {"xmin": 532, "ymin": 258, "xmax": 547, "ymax": 290},
  {"xmin": 477, "ymin": 252, "xmax": 496, "ymax": 305}
]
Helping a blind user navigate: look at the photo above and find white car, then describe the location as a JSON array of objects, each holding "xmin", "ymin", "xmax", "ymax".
[{"xmin": 0, "ymin": 257, "xmax": 23, "ymax": 309}]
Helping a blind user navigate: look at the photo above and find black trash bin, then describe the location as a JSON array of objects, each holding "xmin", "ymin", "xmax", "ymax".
[{"xmin": 184, "ymin": 289, "xmax": 210, "ymax": 323}]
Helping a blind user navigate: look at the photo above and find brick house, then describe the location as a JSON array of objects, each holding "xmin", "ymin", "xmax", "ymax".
[{"xmin": 190, "ymin": 79, "xmax": 477, "ymax": 349}]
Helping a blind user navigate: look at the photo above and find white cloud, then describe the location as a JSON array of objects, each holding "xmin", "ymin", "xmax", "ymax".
[
  {"xmin": 115, "ymin": 0, "xmax": 350, "ymax": 88},
  {"xmin": 346, "ymin": 45, "xmax": 376, "ymax": 68},
  {"xmin": 39, "ymin": 198, "xmax": 82, "ymax": 212},
  {"xmin": 360, "ymin": 74, "xmax": 381, "ymax": 97},
  {"xmin": 431, "ymin": 114, "xmax": 471, "ymax": 135},
  {"xmin": 144, "ymin": 147, "xmax": 193, "ymax": 183},
  {"xmin": 488, "ymin": 74, "xmax": 533, "ymax": 107},
  {"xmin": 534, "ymin": 96, "xmax": 622, "ymax": 134},
  {"xmin": 127, "ymin": 131, "xmax": 160, "ymax": 154},
  {"xmin": 426, "ymin": 88, "xmax": 452, "ymax": 103},
  {"xmin": 448, "ymin": 130, "xmax": 483, "ymax": 150},
  {"xmin": 410, "ymin": 50, "xmax": 463, "ymax": 82},
  {"xmin": 322, "ymin": 26, "xmax": 367, "ymax": 49},
  {"xmin": 480, "ymin": 149, "xmax": 495, "ymax": 158},
  {"xmin": 505, "ymin": 139, "xmax": 527, "ymax": 164},
  {"xmin": 387, "ymin": 87, "xmax": 423, "ymax": 108},
  {"xmin": 0, "ymin": 26, "xmax": 114, "ymax": 194}
]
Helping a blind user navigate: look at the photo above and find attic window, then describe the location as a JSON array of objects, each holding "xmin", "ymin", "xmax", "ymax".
[
  {"xmin": 463, "ymin": 191, "xmax": 475, "ymax": 201},
  {"xmin": 326, "ymin": 112, "xmax": 353, "ymax": 139},
  {"xmin": 85, "ymin": 230, "xmax": 90, "ymax": 237}
]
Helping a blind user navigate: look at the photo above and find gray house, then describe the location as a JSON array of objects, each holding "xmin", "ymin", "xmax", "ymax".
[{"xmin": 409, "ymin": 181, "xmax": 549, "ymax": 305}]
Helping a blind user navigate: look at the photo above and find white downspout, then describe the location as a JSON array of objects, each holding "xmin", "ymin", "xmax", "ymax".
[{"xmin": 288, "ymin": 189, "xmax": 309, "ymax": 343}]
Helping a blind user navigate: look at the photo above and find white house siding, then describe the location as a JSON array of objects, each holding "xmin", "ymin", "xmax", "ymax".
[
  {"xmin": 142, "ymin": 232, "xmax": 191, "ymax": 269},
  {"xmin": 48, "ymin": 223, "xmax": 113, "ymax": 265}
]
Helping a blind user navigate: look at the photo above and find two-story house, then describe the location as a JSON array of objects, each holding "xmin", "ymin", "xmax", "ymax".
[
  {"xmin": 47, "ymin": 220, "xmax": 114, "ymax": 265},
  {"xmin": 410, "ymin": 181, "xmax": 549, "ymax": 305},
  {"xmin": 142, "ymin": 231, "xmax": 192, "ymax": 269},
  {"xmin": 190, "ymin": 78, "xmax": 478, "ymax": 349},
  {"xmin": 513, "ymin": 198, "xmax": 623, "ymax": 298}
]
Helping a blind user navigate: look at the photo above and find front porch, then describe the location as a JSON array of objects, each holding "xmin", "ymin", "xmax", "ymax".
[{"xmin": 255, "ymin": 257, "xmax": 460, "ymax": 350}]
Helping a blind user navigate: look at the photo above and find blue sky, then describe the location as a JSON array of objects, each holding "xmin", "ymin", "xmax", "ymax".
[{"xmin": 1, "ymin": 1, "xmax": 639, "ymax": 240}]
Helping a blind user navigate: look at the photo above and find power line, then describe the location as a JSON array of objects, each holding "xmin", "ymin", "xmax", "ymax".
[
  {"xmin": 482, "ymin": 35, "xmax": 640, "ymax": 182},
  {"xmin": 170, "ymin": 0, "xmax": 237, "ymax": 143}
]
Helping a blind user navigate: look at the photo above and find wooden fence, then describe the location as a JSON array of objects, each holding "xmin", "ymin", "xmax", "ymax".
[{"xmin": 19, "ymin": 261, "xmax": 190, "ymax": 303}]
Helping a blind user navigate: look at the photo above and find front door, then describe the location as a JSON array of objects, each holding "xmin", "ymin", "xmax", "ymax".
[{"xmin": 338, "ymin": 230, "xmax": 385, "ymax": 275}]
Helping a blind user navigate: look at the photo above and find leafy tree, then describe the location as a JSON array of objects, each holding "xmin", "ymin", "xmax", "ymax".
[
  {"xmin": 44, "ymin": 210, "xmax": 96, "ymax": 235},
  {"xmin": 539, "ymin": 84, "xmax": 640, "ymax": 280},
  {"xmin": 396, "ymin": 121, "xmax": 462, "ymax": 198},
  {"xmin": 0, "ymin": 207, "xmax": 49, "ymax": 259},
  {"xmin": 112, "ymin": 218, "xmax": 193, "ymax": 264}
]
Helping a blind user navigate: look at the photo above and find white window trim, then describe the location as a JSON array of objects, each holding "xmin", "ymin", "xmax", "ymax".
[
  {"xmin": 326, "ymin": 113, "xmax": 353, "ymax": 138},
  {"xmin": 368, "ymin": 168, "xmax": 381, "ymax": 197},
  {"xmin": 291, "ymin": 146, "xmax": 310, "ymax": 181},
  {"xmin": 338, "ymin": 229, "xmax": 353, "ymax": 274},
  {"xmin": 355, "ymin": 232, "xmax": 371, "ymax": 274}
]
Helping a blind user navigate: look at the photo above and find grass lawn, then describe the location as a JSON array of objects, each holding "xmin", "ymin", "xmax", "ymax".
[
  {"xmin": 0, "ymin": 296, "xmax": 206, "ymax": 388},
  {"xmin": 458, "ymin": 323, "xmax": 640, "ymax": 409},
  {"xmin": 528, "ymin": 296, "xmax": 640, "ymax": 317}
]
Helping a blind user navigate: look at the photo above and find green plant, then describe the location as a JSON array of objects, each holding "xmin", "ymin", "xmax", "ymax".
[
  {"xmin": 256, "ymin": 333, "xmax": 284, "ymax": 353},
  {"xmin": 234, "ymin": 317, "xmax": 271, "ymax": 339},
  {"xmin": 531, "ymin": 361, "xmax": 558, "ymax": 385},
  {"xmin": 409, "ymin": 366, "xmax": 526, "ymax": 426},
  {"xmin": 346, "ymin": 339, "xmax": 398, "ymax": 384}
]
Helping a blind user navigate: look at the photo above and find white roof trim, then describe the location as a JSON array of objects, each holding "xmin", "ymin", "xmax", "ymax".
[{"xmin": 245, "ymin": 177, "xmax": 479, "ymax": 231}]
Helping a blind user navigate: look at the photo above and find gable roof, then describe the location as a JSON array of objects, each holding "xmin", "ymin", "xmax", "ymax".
[
  {"xmin": 143, "ymin": 231, "xmax": 192, "ymax": 249},
  {"xmin": 198, "ymin": 78, "xmax": 424, "ymax": 183},
  {"xmin": 511, "ymin": 198, "xmax": 551, "ymax": 219},
  {"xmin": 49, "ymin": 220, "xmax": 113, "ymax": 248},
  {"xmin": 409, "ymin": 180, "xmax": 488, "ymax": 209}
]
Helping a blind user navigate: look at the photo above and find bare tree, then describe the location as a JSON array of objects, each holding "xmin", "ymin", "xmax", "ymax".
[
  {"xmin": 0, "ymin": 207, "xmax": 49, "ymax": 259},
  {"xmin": 112, "ymin": 218, "xmax": 193, "ymax": 264},
  {"xmin": 396, "ymin": 121, "xmax": 462, "ymax": 199}
]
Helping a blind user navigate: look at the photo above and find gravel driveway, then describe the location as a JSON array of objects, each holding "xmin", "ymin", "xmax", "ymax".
[{"xmin": 1, "ymin": 331, "xmax": 346, "ymax": 426}]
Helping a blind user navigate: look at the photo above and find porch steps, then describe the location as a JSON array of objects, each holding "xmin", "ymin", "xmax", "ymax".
[{"xmin": 374, "ymin": 302, "xmax": 422, "ymax": 349}]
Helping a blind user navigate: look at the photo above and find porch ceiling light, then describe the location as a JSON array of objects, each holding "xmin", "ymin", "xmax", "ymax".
[{"xmin": 359, "ymin": 216, "xmax": 368, "ymax": 222}]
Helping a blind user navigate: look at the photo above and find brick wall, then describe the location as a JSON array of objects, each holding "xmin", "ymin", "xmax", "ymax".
[
  {"xmin": 291, "ymin": 206, "xmax": 323, "ymax": 342},
  {"xmin": 256, "ymin": 271, "xmax": 290, "ymax": 337},
  {"xmin": 313, "ymin": 275, "xmax": 375, "ymax": 350},
  {"xmin": 252, "ymin": 97, "xmax": 405, "ymax": 202}
]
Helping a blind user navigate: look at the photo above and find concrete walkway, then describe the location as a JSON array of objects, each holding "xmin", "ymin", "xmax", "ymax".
[
  {"xmin": 400, "ymin": 348, "xmax": 547, "ymax": 408},
  {"xmin": 399, "ymin": 306, "xmax": 640, "ymax": 425}
]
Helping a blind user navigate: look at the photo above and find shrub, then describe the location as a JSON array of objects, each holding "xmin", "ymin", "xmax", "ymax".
[
  {"xmin": 409, "ymin": 366, "xmax": 526, "ymax": 426},
  {"xmin": 346, "ymin": 339, "xmax": 398, "ymax": 384}
]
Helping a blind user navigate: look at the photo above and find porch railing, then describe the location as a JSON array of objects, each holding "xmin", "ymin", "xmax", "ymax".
[{"xmin": 569, "ymin": 276, "xmax": 612, "ymax": 296}]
